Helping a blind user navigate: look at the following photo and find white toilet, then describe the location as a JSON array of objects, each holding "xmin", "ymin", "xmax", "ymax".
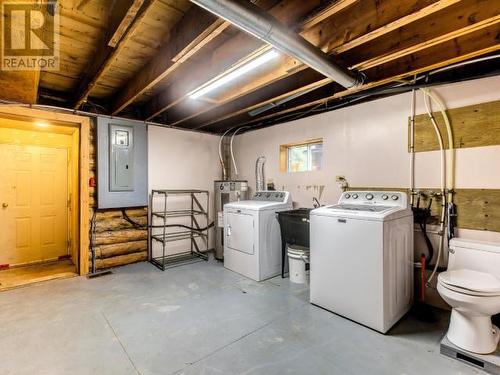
[{"xmin": 437, "ymin": 238, "xmax": 500, "ymax": 354}]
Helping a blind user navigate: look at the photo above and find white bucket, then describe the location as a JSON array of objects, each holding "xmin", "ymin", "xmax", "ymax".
[{"xmin": 287, "ymin": 246, "xmax": 310, "ymax": 284}]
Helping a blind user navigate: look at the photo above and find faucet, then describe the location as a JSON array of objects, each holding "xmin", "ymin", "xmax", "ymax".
[{"xmin": 313, "ymin": 197, "xmax": 320, "ymax": 208}]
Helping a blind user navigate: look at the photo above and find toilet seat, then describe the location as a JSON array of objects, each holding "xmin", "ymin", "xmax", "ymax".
[{"xmin": 439, "ymin": 269, "xmax": 500, "ymax": 297}]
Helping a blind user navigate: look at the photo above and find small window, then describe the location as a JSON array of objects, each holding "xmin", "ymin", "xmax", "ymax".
[{"xmin": 280, "ymin": 139, "xmax": 323, "ymax": 172}]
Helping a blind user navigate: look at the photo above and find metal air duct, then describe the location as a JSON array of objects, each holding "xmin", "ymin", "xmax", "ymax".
[{"xmin": 190, "ymin": 0, "xmax": 361, "ymax": 89}]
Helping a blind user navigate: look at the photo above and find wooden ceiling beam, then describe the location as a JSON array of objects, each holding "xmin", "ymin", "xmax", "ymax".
[
  {"xmin": 107, "ymin": 0, "xmax": 147, "ymax": 48},
  {"xmin": 300, "ymin": 0, "xmax": 359, "ymax": 29},
  {"xmin": 330, "ymin": 0, "xmax": 463, "ymax": 55},
  {"xmin": 159, "ymin": 0, "xmax": 461, "ymax": 128},
  {"xmin": 72, "ymin": 0, "xmax": 152, "ymax": 109},
  {"xmin": 208, "ymin": 24, "xmax": 500, "ymax": 131},
  {"xmin": 109, "ymin": 6, "xmax": 230, "ymax": 115},
  {"xmin": 142, "ymin": 0, "xmax": 344, "ymax": 120},
  {"xmin": 203, "ymin": 0, "xmax": 496, "ymax": 121},
  {"xmin": 347, "ymin": 0, "xmax": 500, "ymax": 71},
  {"xmin": 169, "ymin": 69, "xmax": 327, "ymax": 127}
]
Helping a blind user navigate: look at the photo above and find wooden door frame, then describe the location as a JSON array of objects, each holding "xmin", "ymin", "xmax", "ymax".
[{"xmin": 0, "ymin": 107, "xmax": 90, "ymax": 275}]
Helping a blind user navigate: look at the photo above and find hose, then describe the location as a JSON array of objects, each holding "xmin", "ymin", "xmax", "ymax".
[{"xmin": 420, "ymin": 88, "xmax": 447, "ymax": 286}]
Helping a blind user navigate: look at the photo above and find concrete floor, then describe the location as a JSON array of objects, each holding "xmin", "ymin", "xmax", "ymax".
[{"xmin": 0, "ymin": 260, "xmax": 485, "ymax": 375}]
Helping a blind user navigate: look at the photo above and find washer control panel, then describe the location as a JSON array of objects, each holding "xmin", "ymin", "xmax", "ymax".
[
  {"xmin": 253, "ymin": 191, "xmax": 289, "ymax": 202},
  {"xmin": 339, "ymin": 191, "xmax": 407, "ymax": 207}
]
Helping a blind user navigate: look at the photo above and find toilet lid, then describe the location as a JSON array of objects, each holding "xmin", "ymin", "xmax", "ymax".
[{"xmin": 439, "ymin": 269, "xmax": 500, "ymax": 296}]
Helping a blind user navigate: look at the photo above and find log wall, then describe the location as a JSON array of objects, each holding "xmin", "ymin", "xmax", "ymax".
[{"xmin": 89, "ymin": 120, "xmax": 148, "ymax": 271}]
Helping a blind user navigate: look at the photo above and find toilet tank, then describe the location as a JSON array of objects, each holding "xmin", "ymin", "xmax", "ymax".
[{"xmin": 448, "ymin": 238, "xmax": 500, "ymax": 277}]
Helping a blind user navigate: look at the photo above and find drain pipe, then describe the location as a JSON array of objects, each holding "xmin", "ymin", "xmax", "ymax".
[
  {"xmin": 190, "ymin": 0, "xmax": 361, "ymax": 89},
  {"xmin": 409, "ymin": 89, "xmax": 416, "ymax": 207}
]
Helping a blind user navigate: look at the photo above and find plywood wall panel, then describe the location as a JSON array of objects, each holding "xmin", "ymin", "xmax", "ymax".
[{"xmin": 411, "ymin": 100, "xmax": 500, "ymax": 152}]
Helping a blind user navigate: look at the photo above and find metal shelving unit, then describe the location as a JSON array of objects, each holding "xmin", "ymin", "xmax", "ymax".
[{"xmin": 149, "ymin": 189, "xmax": 209, "ymax": 271}]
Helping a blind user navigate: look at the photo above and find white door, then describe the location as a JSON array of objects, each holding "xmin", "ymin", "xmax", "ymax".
[
  {"xmin": 226, "ymin": 211, "xmax": 254, "ymax": 254},
  {"xmin": 0, "ymin": 145, "xmax": 68, "ymax": 265}
]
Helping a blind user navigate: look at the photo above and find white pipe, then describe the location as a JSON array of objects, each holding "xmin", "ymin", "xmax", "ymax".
[
  {"xmin": 230, "ymin": 126, "xmax": 250, "ymax": 178},
  {"xmin": 423, "ymin": 90, "xmax": 455, "ymax": 195},
  {"xmin": 422, "ymin": 90, "xmax": 446, "ymax": 193},
  {"xmin": 420, "ymin": 88, "xmax": 447, "ymax": 286}
]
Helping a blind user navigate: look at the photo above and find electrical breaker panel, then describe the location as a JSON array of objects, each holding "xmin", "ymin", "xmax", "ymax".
[
  {"xmin": 109, "ymin": 124, "xmax": 134, "ymax": 191},
  {"xmin": 97, "ymin": 117, "xmax": 147, "ymax": 209}
]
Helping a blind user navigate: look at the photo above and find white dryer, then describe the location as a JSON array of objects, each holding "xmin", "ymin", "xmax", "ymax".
[
  {"xmin": 310, "ymin": 191, "xmax": 413, "ymax": 333},
  {"xmin": 224, "ymin": 191, "xmax": 292, "ymax": 281}
]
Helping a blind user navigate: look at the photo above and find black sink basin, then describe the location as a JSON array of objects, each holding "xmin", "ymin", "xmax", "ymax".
[{"xmin": 277, "ymin": 208, "xmax": 312, "ymax": 277}]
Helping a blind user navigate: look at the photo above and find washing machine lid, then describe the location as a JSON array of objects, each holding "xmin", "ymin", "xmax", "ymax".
[
  {"xmin": 225, "ymin": 200, "xmax": 291, "ymax": 211},
  {"xmin": 311, "ymin": 204, "xmax": 410, "ymax": 221},
  {"xmin": 439, "ymin": 269, "xmax": 500, "ymax": 295}
]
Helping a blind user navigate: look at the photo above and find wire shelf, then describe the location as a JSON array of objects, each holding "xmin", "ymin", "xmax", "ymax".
[{"xmin": 149, "ymin": 189, "xmax": 210, "ymax": 271}]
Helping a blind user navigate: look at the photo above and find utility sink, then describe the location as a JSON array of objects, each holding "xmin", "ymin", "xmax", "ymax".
[{"xmin": 277, "ymin": 208, "xmax": 312, "ymax": 277}]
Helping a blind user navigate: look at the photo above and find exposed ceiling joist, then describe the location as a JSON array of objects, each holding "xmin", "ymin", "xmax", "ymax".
[
  {"xmin": 143, "ymin": 0, "xmax": 358, "ymax": 121},
  {"xmin": 330, "ymin": 0, "xmax": 463, "ymax": 54},
  {"xmin": 72, "ymin": 0, "xmax": 153, "ymax": 109},
  {"xmin": 190, "ymin": 0, "xmax": 358, "ymax": 87},
  {"xmin": 300, "ymin": 0, "xmax": 359, "ymax": 29},
  {"xmin": 213, "ymin": 27, "xmax": 500, "ymax": 132},
  {"xmin": 156, "ymin": 0, "xmax": 460, "ymax": 128},
  {"xmin": 184, "ymin": 0, "xmax": 499, "ymax": 129},
  {"xmin": 107, "ymin": 0, "xmax": 147, "ymax": 48},
  {"xmin": 353, "ymin": 16, "xmax": 500, "ymax": 71},
  {"xmin": 169, "ymin": 69, "xmax": 329, "ymax": 127},
  {"xmin": 110, "ymin": 6, "xmax": 229, "ymax": 115}
]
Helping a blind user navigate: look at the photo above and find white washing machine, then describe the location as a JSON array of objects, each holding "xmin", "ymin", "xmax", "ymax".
[
  {"xmin": 310, "ymin": 191, "xmax": 414, "ymax": 333},
  {"xmin": 224, "ymin": 191, "xmax": 292, "ymax": 281}
]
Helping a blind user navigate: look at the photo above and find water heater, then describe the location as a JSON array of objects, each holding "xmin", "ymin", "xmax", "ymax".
[{"xmin": 214, "ymin": 180, "xmax": 248, "ymax": 260}]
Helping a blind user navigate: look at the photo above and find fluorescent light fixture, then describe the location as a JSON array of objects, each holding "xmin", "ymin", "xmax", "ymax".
[
  {"xmin": 188, "ymin": 49, "xmax": 279, "ymax": 100},
  {"xmin": 35, "ymin": 121, "xmax": 49, "ymax": 128}
]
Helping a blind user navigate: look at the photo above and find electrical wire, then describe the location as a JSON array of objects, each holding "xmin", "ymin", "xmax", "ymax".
[
  {"xmin": 89, "ymin": 210, "xmax": 97, "ymax": 273},
  {"xmin": 121, "ymin": 209, "xmax": 214, "ymax": 232}
]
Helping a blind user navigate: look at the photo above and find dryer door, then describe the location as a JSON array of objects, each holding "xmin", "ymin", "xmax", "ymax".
[{"xmin": 226, "ymin": 211, "xmax": 254, "ymax": 254}]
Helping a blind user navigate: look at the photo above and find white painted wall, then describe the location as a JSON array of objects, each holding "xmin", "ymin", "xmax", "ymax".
[
  {"xmin": 233, "ymin": 76, "xmax": 500, "ymax": 245},
  {"xmin": 148, "ymin": 126, "xmax": 221, "ymax": 252}
]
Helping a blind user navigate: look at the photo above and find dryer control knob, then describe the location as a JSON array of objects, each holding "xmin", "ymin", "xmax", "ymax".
[
  {"xmin": 366, "ymin": 193, "xmax": 374, "ymax": 200},
  {"xmin": 352, "ymin": 194, "xmax": 359, "ymax": 199},
  {"xmin": 391, "ymin": 195, "xmax": 399, "ymax": 201},
  {"xmin": 382, "ymin": 194, "xmax": 389, "ymax": 200}
]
